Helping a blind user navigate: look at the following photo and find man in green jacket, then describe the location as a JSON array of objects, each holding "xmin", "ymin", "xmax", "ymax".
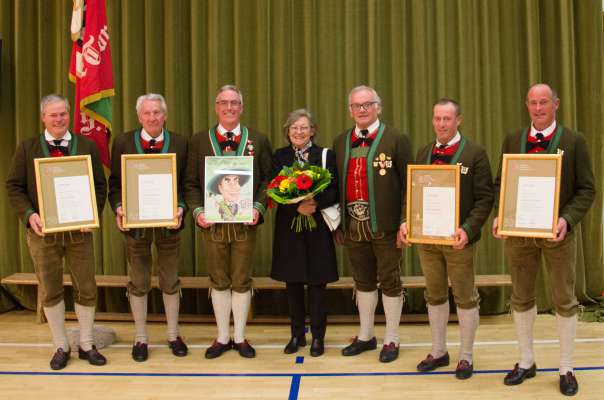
[
  {"xmin": 184, "ymin": 85, "xmax": 272, "ymax": 359},
  {"xmin": 6, "ymin": 94, "xmax": 107, "ymax": 370},
  {"xmin": 333, "ymin": 85, "xmax": 412, "ymax": 363},
  {"xmin": 492, "ymin": 84, "xmax": 595, "ymax": 396},
  {"xmin": 108, "ymin": 93, "xmax": 189, "ymax": 362},
  {"xmin": 399, "ymin": 98, "xmax": 493, "ymax": 379}
]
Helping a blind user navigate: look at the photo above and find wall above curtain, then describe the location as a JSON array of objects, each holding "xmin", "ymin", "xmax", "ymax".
[{"xmin": 1, "ymin": 0, "xmax": 602, "ymax": 314}]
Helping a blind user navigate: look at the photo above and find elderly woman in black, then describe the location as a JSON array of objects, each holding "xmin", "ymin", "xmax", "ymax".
[{"xmin": 271, "ymin": 109, "xmax": 339, "ymax": 357}]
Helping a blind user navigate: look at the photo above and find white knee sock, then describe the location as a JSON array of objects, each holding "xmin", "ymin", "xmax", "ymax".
[
  {"xmin": 162, "ymin": 292, "xmax": 180, "ymax": 342},
  {"xmin": 513, "ymin": 306, "xmax": 537, "ymax": 369},
  {"xmin": 382, "ymin": 293, "xmax": 403, "ymax": 345},
  {"xmin": 356, "ymin": 290, "xmax": 378, "ymax": 341},
  {"xmin": 44, "ymin": 300, "xmax": 69, "ymax": 351},
  {"xmin": 232, "ymin": 290, "xmax": 251, "ymax": 343},
  {"xmin": 427, "ymin": 301, "xmax": 449, "ymax": 358},
  {"xmin": 211, "ymin": 289, "xmax": 232, "ymax": 344},
  {"xmin": 556, "ymin": 313, "xmax": 577, "ymax": 375},
  {"xmin": 129, "ymin": 294, "xmax": 148, "ymax": 344},
  {"xmin": 457, "ymin": 306, "xmax": 479, "ymax": 363},
  {"xmin": 74, "ymin": 303, "xmax": 95, "ymax": 351}
]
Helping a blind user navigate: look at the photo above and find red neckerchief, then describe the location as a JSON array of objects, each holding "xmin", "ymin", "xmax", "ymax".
[{"xmin": 431, "ymin": 141, "xmax": 460, "ymax": 164}]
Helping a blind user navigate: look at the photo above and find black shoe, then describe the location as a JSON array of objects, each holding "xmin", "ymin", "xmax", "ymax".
[
  {"xmin": 341, "ymin": 336, "xmax": 377, "ymax": 356},
  {"xmin": 284, "ymin": 336, "xmax": 306, "ymax": 354},
  {"xmin": 559, "ymin": 371, "xmax": 579, "ymax": 396},
  {"xmin": 205, "ymin": 340, "xmax": 232, "ymax": 359},
  {"xmin": 310, "ymin": 338, "xmax": 324, "ymax": 357},
  {"xmin": 503, "ymin": 363, "xmax": 537, "ymax": 385},
  {"xmin": 131, "ymin": 342, "xmax": 148, "ymax": 362},
  {"xmin": 233, "ymin": 339, "xmax": 256, "ymax": 358},
  {"xmin": 50, "ymin": 348, "xmax": 70, "ymax": 370},
  {"xmin": 455, "ymin": 360, "xmax": 474, "ymax": 380},
  {"xmin": 417, "ymin": 352, "xmax": 450, "ymax": 372},
  {"xmin": 78, "ymin": 345, "xmax": 107, "ymax": 366},
  {"xmin": 379, "ymin": 342, "xmax": 400, "ymax": 363},
  {"xmin": 168, "ymin": 336, "xmax": 188, "ymax": 357}
]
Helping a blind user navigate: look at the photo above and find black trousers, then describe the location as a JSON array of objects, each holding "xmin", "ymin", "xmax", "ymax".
[{"xmin": 286, "ymin": 283, "xmax": 327, "ymax": 340}]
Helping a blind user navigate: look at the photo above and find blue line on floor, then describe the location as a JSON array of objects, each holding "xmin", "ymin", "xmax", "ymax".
[
  {"xmin": 295, "ymin": 356, "xmax": 304, "ymax": 364},
  {"xmin": 1, "ymin": 366, "xmax": 603, "ymax": 378},
  {"xmin": 288, "ymin": 375, "xmax": 301, "ymax": 400}
]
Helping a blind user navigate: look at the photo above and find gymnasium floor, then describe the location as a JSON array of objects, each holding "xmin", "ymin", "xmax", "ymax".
[{"xmin": 0, "ymin": 311, "xmax": 602, "ymax": 399}]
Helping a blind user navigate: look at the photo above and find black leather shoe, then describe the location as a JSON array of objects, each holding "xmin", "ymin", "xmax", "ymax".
[
  {"xmin": 132, "ymin": 342, "xmax": 148, "ymax": 362},
  {"xmin": 284, "ymin": 336, "xmax": 306, "ymax": 354},
  {"xmin": 503, "ymin": 363, "xmax": 537, "ymax": 385},
  {"xmin": 417, "ymin": 352, "xmax": 450, "ymax": 372},
  {"xmin": 168, "ymin": 336, "xmax": 188, "ymax": 357},
  {"xmin": 205, "ymin": 340, "xmax": 232, "ymax": 359},
  {"xmin": 233, "ymin": 339, "xmax": 256, "ymax": 358},
  {"xmin": 379, "ymin": 342, "xmax": 400, "ymax": 363},
  {"xmin": 78, "ymin": 345, "xmax": 107, "ymax": 366},
  {"xmin": 341, "ymin": 336, "xmax": 377, "ymax": 356},
  {"xmin": 50, "ymin": 348, "xmax": 70, "ymax": 370},
  {"xmin": 310, "ymin": 338, "xmax": 324, "ymax": 357},
  {"xmin": 455, "ymin": 360, "xmax": 474, "ymax": 380},
  {"xmin": 559, "ymin": 371, "xmax": 578, "ymax": 396}
]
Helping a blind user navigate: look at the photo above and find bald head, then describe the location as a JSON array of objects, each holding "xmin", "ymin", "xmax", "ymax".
[{"xmin": 526, "ymin": 83, "xmax": 560, "ymax": 131}]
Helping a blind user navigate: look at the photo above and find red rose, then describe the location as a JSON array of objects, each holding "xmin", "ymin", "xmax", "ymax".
[
  {"xmin": 268, "ymin": 175, "xmax": 286, "ymax": 189},
  {"xmin": 296, "ymin": 174, "xmax": 313, "ymax": 190}
]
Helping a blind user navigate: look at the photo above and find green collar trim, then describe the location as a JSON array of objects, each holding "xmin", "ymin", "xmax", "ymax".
[
  {"xmin": 134, "ymin": 128, "xmax": 170, "ymax": 154},
  {"xmin": 209, "ymin": 126, "xmax": 248, "ymax": 156},
  {"xmin": 520, "ymin": 124, "xmax": 563, "ymax": 154},
  {"xmin": 39, "ymin": 133, "xmax": 78, "ymax": 157},
  {"xmin": 365, "ymin": 122, "xmax": 386, "ymax": 233},
  {"xmin": 425, "ymin": 136, "xmax": 466, "ymax": 165}
]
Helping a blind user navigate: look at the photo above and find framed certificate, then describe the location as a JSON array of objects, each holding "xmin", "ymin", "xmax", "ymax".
[
  {"xmin": 34, "ymin": 155, "xmax": 99, "ymax": 233},
  {"xmin": 497, "ymin": 153, "xmax": 562, "ymax": 238},
  {"xmin": 121, "ymin": 153, "xmax": 178, "ymax": 228},
  {"xmin": 204, "ymin": 156, "xmax": 254, "ymax": 223},
  {"xmin": 406, "ymin": 164, "xmax": 460, "ymax": 245}
]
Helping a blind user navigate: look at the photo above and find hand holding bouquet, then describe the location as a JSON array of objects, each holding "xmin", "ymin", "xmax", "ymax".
[{"xmin": 267, "ymin": 162, "xmax": 332, "ymax": 231}]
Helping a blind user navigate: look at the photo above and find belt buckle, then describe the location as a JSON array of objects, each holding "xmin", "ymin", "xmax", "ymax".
[{"xmin": 347, "ymin": 201, "xmax": 370, "ymax": 221}]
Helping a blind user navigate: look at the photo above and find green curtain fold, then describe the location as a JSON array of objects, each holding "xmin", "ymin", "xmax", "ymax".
[{"xmin": 1, "ymin": 0, "xmax": 602, "ymax": 315}]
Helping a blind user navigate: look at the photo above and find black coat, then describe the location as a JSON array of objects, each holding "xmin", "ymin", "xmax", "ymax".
[{"xmin": 270, "ymin": 144, "xmax": 339, "ymax": 284}]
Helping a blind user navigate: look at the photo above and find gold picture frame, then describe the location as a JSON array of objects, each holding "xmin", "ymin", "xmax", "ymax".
[
  {"xmin": 121, "ymin": 153, "xmax": 178, "ymax": 229},
  {"xmin": 34, "ymin": 155, "xmax": 99, "ymax": 233},
  {"xmin": 497, "ymin": 153, "xmax": 562, "ymax": 238},
  {"xmin": 406, "ymin": 164, "xmax": 460, "ymax": 245}
]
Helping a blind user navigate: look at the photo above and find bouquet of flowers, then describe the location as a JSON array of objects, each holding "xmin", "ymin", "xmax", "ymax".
[{"xmin": 267, "ymin": 162, "xmax": 332, "ymax": 231}]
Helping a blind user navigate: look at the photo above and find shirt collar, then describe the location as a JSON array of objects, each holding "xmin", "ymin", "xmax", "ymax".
[
  {"xmin": 140, "ymin": 128, "xmax": 164, "ymax": 142},
  {"xmin": 530, "ymin": 120, "xmax": 556, "ymax": 138},
  {"xmin": 44, "ymin": 130, "xmax": 71, "ymax": 144},
  {"xmin": 217, "ymin": 124, "xmax": 241, "ymax": 136},
  {"xmin": 436, "ymin": 131, "xmax": 461, "ymax": 147},
  {"xmin": 355, "ymin": 119, "xmax": 380, "ymax": 137}
]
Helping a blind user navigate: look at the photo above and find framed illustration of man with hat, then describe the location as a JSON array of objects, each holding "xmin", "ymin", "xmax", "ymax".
[{"xmin": 204, "ymin": 156, "xmax": 254, "ymax": 223}]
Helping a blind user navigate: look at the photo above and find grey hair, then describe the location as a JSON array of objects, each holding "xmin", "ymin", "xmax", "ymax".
[
  {"xmin": 527, "ymin": 83, "xmax": 559, "ymax": 102},
  {"xmin": 282, "ymin": 109, "xmax": 318, "ymax": 142},
  {"xmin": 433, "ymin": 97, "xmax": 461, "ymax": 116},
  {"xmin": 136, "ymin": 93, "xmax": 168, "ymax": 115},
  {"xmin": 40, "ymin": 94, "xmax": 70, "ymax": 114},
  {"xmin": 216, "ymin": 84, "xmax": 244, "ymax": 106},
  {"xmin": 348, "ymin": 85, "xmax": 382, "ymax": 107}
]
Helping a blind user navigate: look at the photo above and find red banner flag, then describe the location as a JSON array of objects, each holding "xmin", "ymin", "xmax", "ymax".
[{"xmin": 69, "ymin": 0, "xmax": 114, "ymax": 168}]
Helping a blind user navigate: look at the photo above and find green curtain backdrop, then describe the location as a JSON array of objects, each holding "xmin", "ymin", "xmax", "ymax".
[{"xmin": 1, "ymin": 0, "xmax": 602, "ymax": 316}]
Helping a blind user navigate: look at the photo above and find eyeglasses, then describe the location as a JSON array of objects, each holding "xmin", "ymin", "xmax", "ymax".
[
  {"xmin": 349, "ymin": 101, "xmax": 378, "ymax": 112},
  {"xmin": 216, "ymin": 100, "xmax": 242, "ymax": 108},
  {"xmin": 289, "ymin": 125, "xmax": 311, "ymax": 133}
]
